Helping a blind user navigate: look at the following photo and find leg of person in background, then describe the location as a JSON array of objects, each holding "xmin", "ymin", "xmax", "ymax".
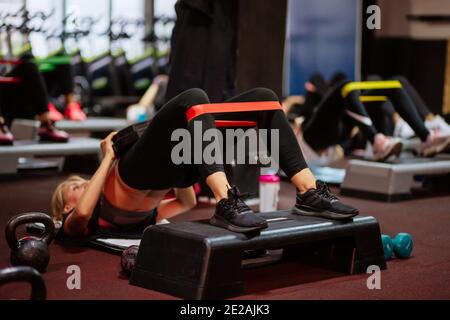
[
  {"xmin": 44, "ymin": 62, "xmax": 86, "ymax": 121},
  {"xmin": 363, "ymin": 74, "xmax": 398, "ymax": 137},
  {"xmin": 64, "ymin": 93, "xmax": 86, "ymax": 121},
  {"xmin": 392, "ymin": 76, "xmax": 450, "ymax": 138},
  {"xmin": 303, "ymin": 80, "xmax": 402, "ymax": 162},
  {"xmin": 41, "ymin": 66, "xmax": 64, "ymax": 121},
  {"xmin": 364, "ymin": 86, "xmax": 450, "ymax": 156},
  {"xmin": 365, "ymin": 100, "xmax": 396, "ymax": 136},
  {"xmin": 0, "ymin": 105, "xmax": 14, "ymax": 145},
  {"xmin": 394, "ymin": 76, "xmax": 430, "ymax": 120},
  {"xmin": 58, "ymin": 63, "xmax": 86, "ymax": 121},
  {"xmin": 1, "ymin": 58, "xmax": 69, "ymax": 142},
  {"xmin": 343, "ymin": 100, "xmax": 398, "ymax": 154}
]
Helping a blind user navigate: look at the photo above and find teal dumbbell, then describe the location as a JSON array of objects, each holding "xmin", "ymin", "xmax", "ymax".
[
  {"xmin": 392, "ymin": 233, "xmax": 413, "ymax": 259},
  {"xmin": 381, "ymin": 233, "xmax": 413, "ymax": 260},
  {"xmin": 381, "ymin": 234, "xmax": 393, "ymax": 260}
]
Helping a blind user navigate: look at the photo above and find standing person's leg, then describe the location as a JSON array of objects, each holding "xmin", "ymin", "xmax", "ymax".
[
  {"xmin": 4, "ymin": 59, "xmax": 69, "ymax": 142},
  {"xmin": 55, "ymin": 63, "xmax": 86, "ymax": 121},
  {"xmin": 9, "ymin": 60, "xmax": 49, "ymax": 119},
  {"xmin": 0, "ymin": 96, "xmax": 14, "ymax": 145},
  {"xmin": 41, "ymin": 68, "xmax": 64, "ymax": 121}
]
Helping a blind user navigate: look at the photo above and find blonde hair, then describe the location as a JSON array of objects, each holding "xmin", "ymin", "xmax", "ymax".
[{"xmin": 51, "ymin": 175, "xmax": 86, "ymax": 222}]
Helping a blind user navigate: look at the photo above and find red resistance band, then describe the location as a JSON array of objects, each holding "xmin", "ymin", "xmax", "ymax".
[
  {"xmin": 0, "ymin": 76, "xmax": 21, "ymax": 84},
  {"xmin": 186, "ymin": 101, "xmax": 282, "ymax": 127},
  {"xmin": 0, "ymin": 59, "xmax": 23, "ymax": 65}
]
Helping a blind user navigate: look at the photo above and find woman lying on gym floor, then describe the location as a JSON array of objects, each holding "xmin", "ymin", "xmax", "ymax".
[
  {"xmin": 0, "ymin": 53, "xmax": 69, "ymax": 145},
  {"xmin": 52, "ymin": 87, "xmax": 359, "ymax": 237},
  {"xmin": 284, "ymin": 73, "xmax": 450, "ymax": 162}
]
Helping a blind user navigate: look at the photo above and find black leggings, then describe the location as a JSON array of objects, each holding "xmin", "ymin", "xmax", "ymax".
[
  {"xmin": 0, "ymin": 59, "xmax": 49, "ymax": 126},
  {"xmin": 363, "ymin": 75, "xmax": 432, "ymax": 135},
  {"xmin": 355, "ymin": 85, "xmax": 429, "ymax": 141},
  {"xmin": 393, "ymin": 76, "xmax": 431, "ymax": 120},
  {"xmin": 42, "ymin": 63, "xmax": 74, "ymax": 98},
  {"xmin": 118, "ymin": 88, "xmax": 308, "ymax": 190},
  {"xmin": 303, "ymin": 80, "xmax": 431, "ymax": 150}
]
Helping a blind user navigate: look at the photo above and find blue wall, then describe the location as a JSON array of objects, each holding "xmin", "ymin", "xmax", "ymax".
[{"xmin": 286, "ymin": 0, "xmax": 359, "ymax": 95}]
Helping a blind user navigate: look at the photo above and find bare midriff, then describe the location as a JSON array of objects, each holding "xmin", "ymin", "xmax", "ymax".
[{"xmin": 101, "ymin": 161, "xmax": 169, "ymax": 226}]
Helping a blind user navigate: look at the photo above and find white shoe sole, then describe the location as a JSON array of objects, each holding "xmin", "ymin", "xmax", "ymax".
[
  {"xmin": 373, "ymin": 141, "xmax": 403, "ymax": 162},
  {"xmin": 422, "ymin": 136, "xmax": 450, "ymax": 157}
]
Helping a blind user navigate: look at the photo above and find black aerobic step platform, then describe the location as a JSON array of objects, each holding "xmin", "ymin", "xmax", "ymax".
[{"xmin": 130, "ymin": 210, "xmax": 385, "ymax": 299}]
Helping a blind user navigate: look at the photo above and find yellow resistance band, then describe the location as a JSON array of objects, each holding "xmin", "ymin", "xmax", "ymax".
[
  {"xmin": 359, "ymin": 96, "xmax": 388, "ymax": 102},
  {"xmin": 342, "ymin": 80, "xmax": 402, "ymax": 98}
]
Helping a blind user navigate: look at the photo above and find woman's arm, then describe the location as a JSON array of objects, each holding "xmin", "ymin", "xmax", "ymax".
[
  {"xmin": 156, "ymin": 187, "xmax": 197, "ymax": 222},
  {"xmin": 138, "ymin": 75, "xmax": 168, "ymax": 108},
  {"xmin": 64, "ymin": 132, "xmax": 117, "ymax": 236}
]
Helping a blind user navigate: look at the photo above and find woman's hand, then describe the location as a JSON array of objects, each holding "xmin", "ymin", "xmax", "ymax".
[{"xmin": 101, "ymin": 131, "xmax": 118, "ymax": 160}]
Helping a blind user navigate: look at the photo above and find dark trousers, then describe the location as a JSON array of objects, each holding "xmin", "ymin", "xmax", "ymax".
[{"xmin": 0, "ymin": 60, "xmax": 49, "ymax": 126}]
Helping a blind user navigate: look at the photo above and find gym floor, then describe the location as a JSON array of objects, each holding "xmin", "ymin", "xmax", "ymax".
[{"xmin": 1, "ymin": 167, "xmax": 450, "ymax": 300}]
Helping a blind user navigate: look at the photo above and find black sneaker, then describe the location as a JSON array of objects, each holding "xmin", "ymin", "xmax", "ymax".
[
  {"xmin": 294, "ymin": 181, "xmax": 359, "ymax": 220},
  {"xmin": 210, "ymin": 186, "xmax": 268, "ymax": 233}
]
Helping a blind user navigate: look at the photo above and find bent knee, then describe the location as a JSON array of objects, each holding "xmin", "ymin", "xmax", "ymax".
[
  {"xmin": 182, "ymin": 88, "xmax": 210, "ymax": 104},
  {"xmin": 391, "ymin": 75, "xmax": 409, "ymax": 86},
  {"xmin": 246, "ymin": 87, "xmax": 279, "ymax": 101}
]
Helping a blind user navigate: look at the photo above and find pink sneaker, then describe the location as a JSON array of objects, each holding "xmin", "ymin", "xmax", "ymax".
[
  {"xmin": 48, "ymin": 103, "xmax": 64, "ymax": 121},
  {"xmin": 372, "ymin": 133, "xmax": 403, "ymax": 161},
  {"xmin": 0, "ymin": 122, "xmax": 14, "ymax": 145},
  {"xmin": 65, "ymin": 102, "xmax": 87, "ymax": 121},
  {"xmin": 421, "ymin": 130, "xmax": 450, "ymax": 157},
  {"xmin": 38, "ymin": 122, "xmax": 69, "ymax": 143}
]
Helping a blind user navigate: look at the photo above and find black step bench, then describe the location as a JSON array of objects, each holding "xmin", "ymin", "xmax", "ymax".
[{"xmin": 130, "ymin": 210, "xmax": 385, "ymax": 299}]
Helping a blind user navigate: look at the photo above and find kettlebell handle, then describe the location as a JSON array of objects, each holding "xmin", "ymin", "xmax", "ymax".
[
  {"xmin": 0, "ymin": 266, "xmax": 47, "ymax": 300},
  {"xmin": 5, "ymin": 212, "xmax": 55, "ymax": 250}
]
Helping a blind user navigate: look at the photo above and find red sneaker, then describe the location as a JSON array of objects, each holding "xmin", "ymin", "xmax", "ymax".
[
  {"xmin": 64, "ymin": 102, "xmax": 87, "ymax": 121},
  {"xmin": 38, "ymin": 122, "xmax": 69, "ymax": 143},
  {"xmin": 48, "ymin": 103, "xmax": 64, "ymax": 121},
  {"xmin": 0, "ymin": 122, "xmax": 14, "ymax": 145}
]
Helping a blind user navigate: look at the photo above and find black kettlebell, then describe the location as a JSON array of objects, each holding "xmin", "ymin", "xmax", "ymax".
[
  {"xmin": 120, "ymin": 245, "xmax": 139, "ymax": 276},
  {"xmin": 5, "ymin": 212, "xmax": 55, "ymax": 273},
  {"xmin": 0, "ymin": 266, "xmax": 47, "ymax": 300}
]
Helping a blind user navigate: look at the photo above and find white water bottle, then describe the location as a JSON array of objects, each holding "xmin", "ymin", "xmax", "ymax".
[{"xmin": 259, "ymin": 174, "xmax": 280, "ymax": 212}]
